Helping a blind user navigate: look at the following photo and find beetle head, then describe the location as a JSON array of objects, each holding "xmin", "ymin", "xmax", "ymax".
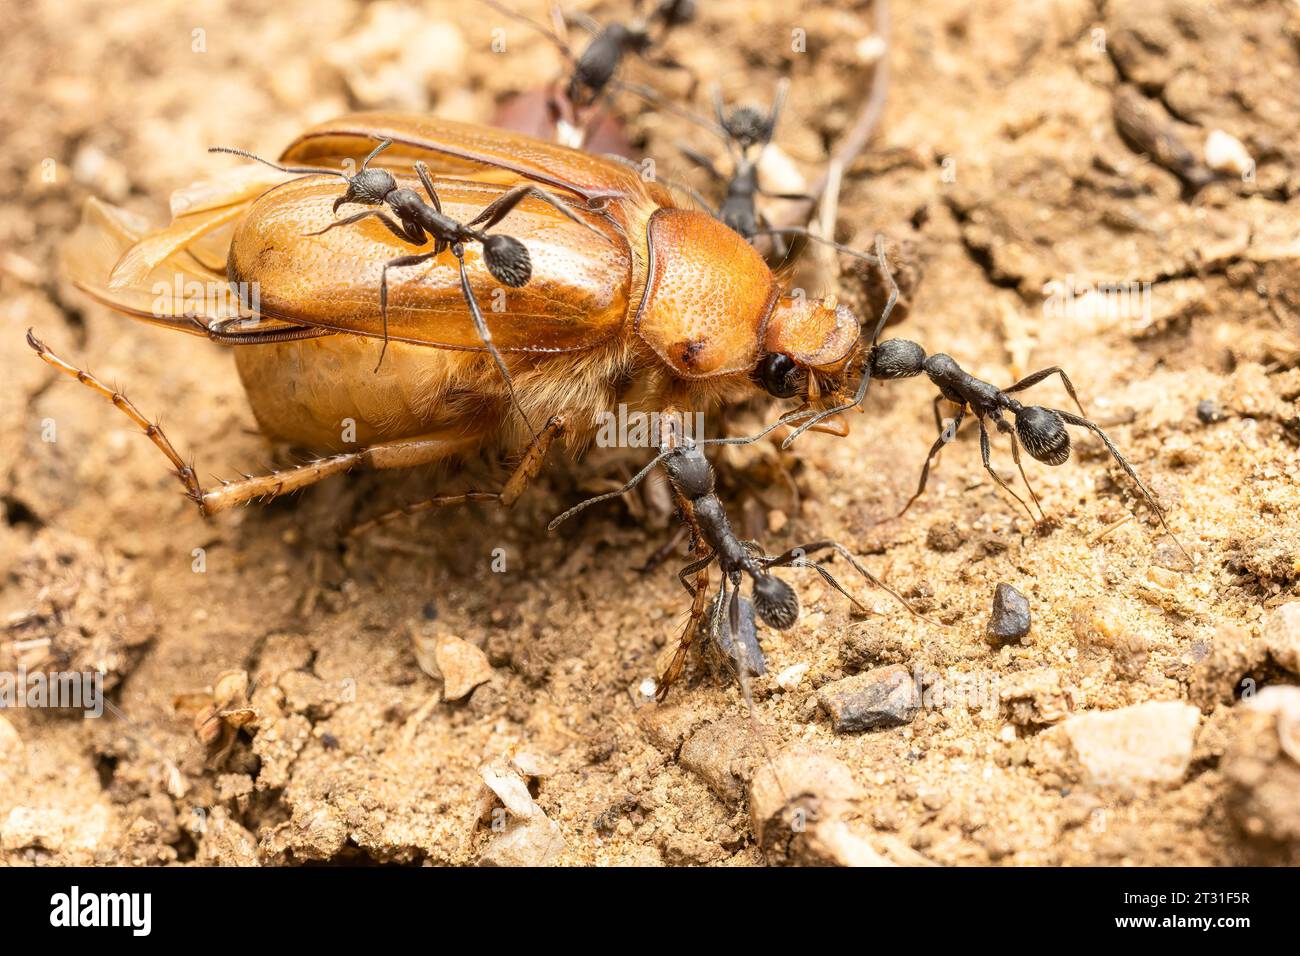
[{"xmin": 761, "ymin": 294, "xmax": 858, "ymax": 402}]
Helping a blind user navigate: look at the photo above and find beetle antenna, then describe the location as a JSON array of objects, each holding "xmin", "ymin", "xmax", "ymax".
[{"xmin": 207, "ymin": 146, "xmax": 348, "ymax": 180}]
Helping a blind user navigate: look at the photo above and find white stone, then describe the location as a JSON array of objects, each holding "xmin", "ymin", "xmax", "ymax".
[{"xmin": 1064, "ymin": 701, "xmax": 1200, "ymax": 788}]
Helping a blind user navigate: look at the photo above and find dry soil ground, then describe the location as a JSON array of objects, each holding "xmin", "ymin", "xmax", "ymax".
[{"xmin": 1, "ymin": 0, "xmax": 1298, "ymax": 866}]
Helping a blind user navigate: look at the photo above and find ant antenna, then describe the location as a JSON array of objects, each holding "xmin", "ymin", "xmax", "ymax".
[
  {"xmin": 547, "ymin": 444, "xmax": 679, "ymax": 530},
  {"xmin": 206, "ymin": 146, "xmax": 346, "ymax": 180}
]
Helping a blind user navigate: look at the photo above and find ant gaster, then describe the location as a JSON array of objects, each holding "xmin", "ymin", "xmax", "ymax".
[
  {"xmin": 549, "ymin": 433, "xmax": 925, "ymax": 698},
  {"xmin": 210, "ymin": 138, "xmax": 601, "ymax": 437},
  {"xmin": 867, "ymin": 338, "xmax": 1192, "ymax": 562}
]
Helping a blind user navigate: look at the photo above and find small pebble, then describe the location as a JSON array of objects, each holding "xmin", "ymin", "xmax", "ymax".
[
  {"xmin": 1195, "ymin": 398, "xmax": 1225, "ymax": 424},
  {"xmin": 926, "ymin": 522, "xmax": 965, "ymax": 553},
  {"xmin": 1204, "ymin": 129, "xmax": 1253, "ymax": 177},
  {"xmin": 1064, "ymin": 701, "xmax": 1200, "ymax": 789},
  {"xmin": 775, "ymin": 662, "xmax": 810, "ymax": 690},
  {"xmin": 817, "ymin": 664, "xmax": 919, "ymax": 733},
  {"xmin": 431, "ymin": 635, "xmax": 493, "ymax": 701},
  {"xmin": 1262, "ymin": 602, "xmax": 1300, "ymax": 676},
  {"xmin": 986, "ymin": 583, "xmax": 1031, "ymax": 646}
]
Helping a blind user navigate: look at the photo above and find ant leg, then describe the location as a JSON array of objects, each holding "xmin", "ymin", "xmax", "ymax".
[
  {"xmin": 479, "ymin": 0, "xmax": 574, "ymax": 56},
  {"xmin": 615, "ymin": 79, "xmax": 726, "ymax": 139},
  {"xmin": 378, "ymin": 251, "xmax": 438, "ymax": 370},
  {"xmin": 932, "ymin": 395, "xmax": 949, "ymax": 433},
  {"xmin": 676, "ymin": 142, "xmax": 726, "ymax": 183},
  {"xmin": 761, "ymin": 540, "xmax": 929, "ymax": 622},
  {"xmin": 1056, "ymin": 410, "xmax": 1191, "ymax": 562},
  {"xmin": 467, "ymin": 183, "xmax": 606, "ymax": 238},
  {"xmin": 677, "ymin": 553, "xmax": 718, "ymax": 597},
  {"xmin": 638, "ymin": 523, "xmax": 689, "ymax": 574},
  {"xmin": 347, "ymin": 416, "xmax": 566, "ymax": 536},
  {"xmin": 658, "ymin": 559, "xmax": 713, "ymax": 700},
  {"xmin": 892, "ymin": 404, "xmax": 965, "ymax": 518},
  {"xmin": 977, "ymin": 416, "xmax": 1036, "ymax": 522},
  {"xmin": 307, "ymin": 209, "xmax": 425, "ymax": 246},
  {"xmin": 608, "ymin": 150, "xmax": 718, "ymax": 212},
  {"xmin": 27, "ymin": 330, "xmax": 201, "ymax": 503},
  {"xmin": 646, "ymin": 54, "xmax": 699, "ymax": 99},
  {"xmin": 452, "ymin": 248, "xmax": 540, "ymax": 440},
  {"xmin": 762, "ymin": 78, "xmax": 791, "ymax": 147},
  {"xmin": 1004, "ymin": 367, "xmax": 1087, "ymax": 417},
  {"xmin": 999, "ymin": 417, "xmax": 1046, "ymax": 521}
]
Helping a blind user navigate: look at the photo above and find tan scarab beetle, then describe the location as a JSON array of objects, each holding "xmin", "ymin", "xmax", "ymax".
[{"xmin": 38, "ymin": 112, "xmax": 871, "ymax": 522}]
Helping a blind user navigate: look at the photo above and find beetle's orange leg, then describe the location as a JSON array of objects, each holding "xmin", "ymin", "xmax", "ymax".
[
  {"xmin": 26, "ymin": 330, "xmax": 484, "ymax": 518},
  {"xmin": 347, "ymin": 416, "xmax": 565, "ymax": 536},
  {"xmin": 199, "ymin": 433, "xmax": 478, "ymax": 516},
  {"xmin": 656, "ymin": 558, "xmax": 713, "ymax": 701},
  {"xmin": 347, "ymin": 417, "xmax": 563, "ymax": 534},
  {"xmin": 26, "ymin": 329, "xmax": 202, "ymax": 502}
]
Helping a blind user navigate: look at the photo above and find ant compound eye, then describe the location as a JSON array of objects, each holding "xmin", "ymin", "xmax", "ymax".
[
  {"xmin": 756, "ymin": 352, "xmax": 804, "ymax": 398},
  {"xmin": 870, "ymin": 339, "xmax": 926, "ymax": 380},
  {"xmin": 1017, "ymin": 406, "xmax": 1070, "ymax": 465},
  {"xmin": 752, "ymin": 574, "xmax": 799, "ymax": 630},
  {"xmin": 483, "ymin": 235, "xmax": 531, "ymax": 287}
]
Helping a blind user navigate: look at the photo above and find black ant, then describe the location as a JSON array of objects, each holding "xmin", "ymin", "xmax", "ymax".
[
  {"xmin": 481, "ymin": 0, "xmax": 696, "ymax": 139},
  {"xmin": 210, "ymin": 139, "xmax": 600, "ymax": 437},
  {"xmin": 549, "ymin": 433, "xmax": 924, "ymax": 698},
  {"xmin": 668, "ymin": 81, "xmax": 813, "ymax": 246},
  {"xmin": 860, "ymin": 338, "xmax": 1192, "ymax": 561}
]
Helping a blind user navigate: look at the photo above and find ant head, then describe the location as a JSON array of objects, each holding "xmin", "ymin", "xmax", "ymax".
[
  {"xmin": 870, "ymin": 339, "xmax": 926, "ymax": 380},
  {"xmin": 333, "ymin": 168, "xmax": 397, "ymax": 212},
  {"xmin": 482, "ymin": 235, "xmax": 531, "ymax": 287},
  {"xmin": 751, "ymin": 573, "xmax": 799, "ymax": 630},
  {"xmin": 755, "ymin": 352, "xmax": 806, "ymax": 398},
  {"xmin": 723, "ymin": 106, "xmax": 772, "ymax": 152},
  {"xmin": 1015, "ymin": 406, "xmax": 1071, "ymax": 465},
  {"xmin": 663, "ymin": 443, "xmax": 714, "ymax": 498}
]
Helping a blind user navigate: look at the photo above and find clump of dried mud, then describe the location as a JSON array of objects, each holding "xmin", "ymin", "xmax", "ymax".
[{"xmin": 1, "ymin": 0, "xmax": 1297, "ymax": 866}]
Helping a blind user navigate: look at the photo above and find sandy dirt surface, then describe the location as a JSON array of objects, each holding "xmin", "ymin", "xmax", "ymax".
[{"xmin": 1, "ymin": 0, "xmax": 1298, "ymax": 866}]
